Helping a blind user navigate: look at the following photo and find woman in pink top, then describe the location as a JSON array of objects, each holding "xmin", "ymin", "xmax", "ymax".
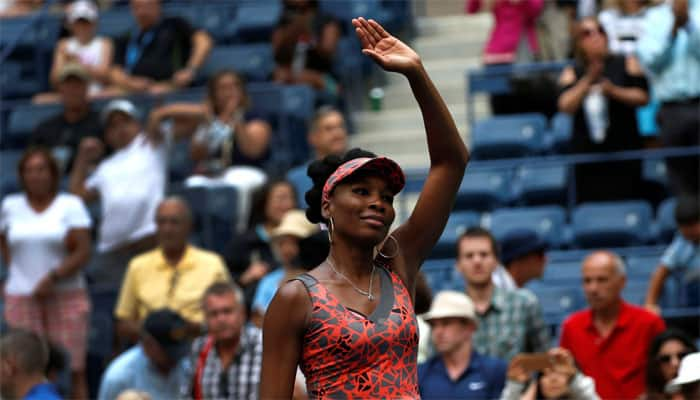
[{"xmin": 467, "ymin": 0, "xmax": 545, "ymax": 65}]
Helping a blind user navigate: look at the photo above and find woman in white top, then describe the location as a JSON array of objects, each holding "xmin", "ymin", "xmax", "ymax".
[
  {"xmin": 49, "ymin": 0, "xmax": 113, "ymax": 97},
  {"xmin": 0, "ymin": 148, "xmax": 92, "ymax": 400}
]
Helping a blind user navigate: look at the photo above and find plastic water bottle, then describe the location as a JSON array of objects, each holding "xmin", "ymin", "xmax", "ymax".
[{"xmin": 583, "ymin": 85, "xmax": 608, "ymax": 143}]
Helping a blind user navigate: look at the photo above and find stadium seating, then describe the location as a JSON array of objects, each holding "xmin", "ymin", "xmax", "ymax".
[
  {"xmin": 96, "ymin": 8, "xmax": 134, "ymax": 39},
  {"xmin": 454, "ymin": 168, "xmax": 512, "ymax": 211},
  {"xmin": 199, "ymin": 44, "xmax": 275, "ymax": 83},
  {"xmin": 542, "ymin": 260, "xmax": 582, "ymax": 283},
  {"xmin": 470, "ymin": 113, "xmax": 548, "ymax": 159},
  {"xmin": 657, "ymin": 197, "xmax": 676, "ymax": 243},
  {"xmin": 546, "ymin": 112, "xmax": 572, "ymax": 153},
  {"xmin": 0, "ymin": 150, "xmax": 23, "ymax": 198},
  {"xmin": 527, "ymin": 285, "xmax": 584, "ymax": 326},
  {"xmin": 174, "ymin": 185, "xmax": 238, "ymax": 254},
  {"xmin": 5, "ymin": 103, "xmax": 63, "ymax": 149},
  {"xmin": 431, "ymin": 211, "xmax": 482, "ymax": 259},
  {"xmin": 233, "ymin": 1, "xmax": 282, "ymax": 43},
  {"xmin": 512, "ymin": 163, "xmax": 569, "ymax": 206},
  {"xmin": 487, "ymin": 205, "xmax": 569, "ymax": 248},
  {"xmin": 572, "ymin": 201, "xmax": 654, "ymax": 248}
]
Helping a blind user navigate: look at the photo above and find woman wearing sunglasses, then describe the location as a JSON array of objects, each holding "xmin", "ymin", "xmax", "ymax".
[
  {"xmin": 558, "ymin": 17, "xmax": 649, "ymax": 204},
  {"xmin": 644, "ymin": 329, "xmax": 697, "ymax": 400}
]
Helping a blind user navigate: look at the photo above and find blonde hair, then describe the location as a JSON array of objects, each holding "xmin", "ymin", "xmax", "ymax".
[{"xmin": 115, "ymin": 390, "xmax": 152, "ymax": 400}]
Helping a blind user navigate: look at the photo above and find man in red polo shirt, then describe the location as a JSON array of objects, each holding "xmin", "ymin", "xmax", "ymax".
[{"xmin": 560, "ymin": 251, "xmax": 666, "ymax": 399}]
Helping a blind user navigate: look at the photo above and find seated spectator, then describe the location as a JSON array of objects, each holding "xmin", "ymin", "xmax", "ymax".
[
  {"xmin": 456, "ymin": 228, "xmax": 549, "ymax": 361},
  {"xmin": 501, "ymin": 348, "xmax": 600, "ymax": 400},
  {"xmin": 31, "ymin": 63, "xmax": 103, "ymax": 173},
  {"xmin": 598, "ymin": 0, "xmax": 650, "ymax": 56},
  {"xmin": 637, "ymin": 0, "xmax": 700, "ymax": 197},
  {"xmin": 645, "ymin": 196, "xmax": 699, "ymax": 314},
  {"xmin": 98, "ymin": 309, "xmax": 191, "ymax": 400},
  {"xmin": 418, "ymin": 290, "xmax": 507, "ymax": 400},
  {"xmin": 644, "ymin": 329, "xmax": 698, "ymax": 400},
  {"xmin": 114, "ymin": 197, "xmax": 230, "ymax": 345},
  {"xmin": 560, "ymin": 251, "xmax": 666, "ymax": 399},
  {"xmin": 251, "ymin": 209, "xmax": 319, "ymax": 327},
  {"xmin": 467, "ymin": 0, "xmax": 544, "ymax": 115},
  {"xmin": 180, "ymin": 282, "xmax": 262, "ymax": 399},
  {"xmin": 36, "ymin": 0, "xmax": 114, "ymax": 103},
  {"xmin": 558, "ymin": 17, "xmax": 649, "ymax": 203},
  {"xmin": 0, "ymin": 329, "xmax": 62, "ymax": 400},
  {"xmin": 224, "ymin": 179, "xmax": 297, "ymax": 305},
  {"xmin": 286, "ymin": 106, "xmax": 348, "ymax": 205},
  {"xmin": 497, "ymin": 228, "xmax": 548, "ymax": 289},
  {"xmin": 0, "ymin": 149, "xmax": 91, "ymax": 399},
  {"xmin": 109, "ymin": 0, "xmax": 212, "ymax": 95},
  {"xmin": 665, "ymin": 352, "xmax": 700, "ymax": 400},
  {"xmin": 271, "ymin": 0, "xmax": 342, "ymax": 105}
]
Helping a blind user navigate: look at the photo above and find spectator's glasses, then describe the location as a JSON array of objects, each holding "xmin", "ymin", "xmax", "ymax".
[
  {"xmin": 579, "ymin": 26, "xmax": 605, "ymax": 40},
  {"xmin": 657, "ymin": 351, "xmax": 691, "ymax": 364}
]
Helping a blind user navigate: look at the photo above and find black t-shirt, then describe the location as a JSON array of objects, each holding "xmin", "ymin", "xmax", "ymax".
[
  {"xmin": 31, "ymin": 109, "xmax": 102, "ymax": 172},
  {"xmin": 114, "ymin": 17, "xmax": 194, "ymax": 81}
]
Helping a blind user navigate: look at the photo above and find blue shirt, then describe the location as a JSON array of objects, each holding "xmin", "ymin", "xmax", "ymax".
[
  {"xmin": 661, "ymin": 234, "xmax": 700, "ymax": 273},
  {"xmin": 98, "ymin": 345, "xmax": 190, "ymax": 400},
  {"xmin": 637, "ymin": 0, "xmax": 700, "ymax": 102},
  {"xmin": 24, "ymin": 383, "xmax": 62, "ymax": 400},
  {"xmin": 251, "ymin": 268, "xmax": 285, "ymax": 314},
  {"xmin": 286, "ymin": 162, "xmax": 312, "ymax": 207},
  {"xmin": 418, "ymin": 351, "xmax": 507, "ymax": 400}
]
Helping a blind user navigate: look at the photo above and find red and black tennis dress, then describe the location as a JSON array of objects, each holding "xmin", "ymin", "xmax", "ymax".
[{"xmin": 294, "ymin": 262, "xmax": 420, "ymax": 399}]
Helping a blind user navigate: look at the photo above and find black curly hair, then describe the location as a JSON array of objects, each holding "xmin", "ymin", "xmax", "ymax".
[{"xmin": 305, "ymin": 147, "xmax": 377, "ymax": 224}]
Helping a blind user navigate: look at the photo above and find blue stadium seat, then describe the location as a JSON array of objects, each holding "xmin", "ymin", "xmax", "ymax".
[
  {"xmin": 0, "ymin": 61, "xmax": 40, "ymax": 99},
  {"xmin": 161, "ymin": 86, "xmax": 207, "ymax": 104},
  {"xmin": 546, "ymin": 112, "xmax": 572, "ymax": 153},
  {"xmin": 528, "ymin": 286, "xmax": 584, "ymax": 326},
  {"xmin": 207, "ymin": 186, "xmax": 239, "ymax": 254},
  {"xmin": 319, "ymin": 0, "xmax": 390, "ymax": 24},
  {"xmin": 626, "ymin": 254, "xmax": 660, "ymax": 279},
  {"xmin": 163, "ymin": 2, "xmax": 237, "ymax": 42},
  {"xmin": 471, "ymin": 113, "xmax": 547, "ymax": 159},
  {"xmin": 512, "ymin": 163, "xmax": 569, "ymax": 206},
  {"xmin": 167, "ymin": 138, "xmax": 194, "ymax": 183},
  {"xmin": 0, "ymin": 150, "xmax": 23, "ymax": 199},
  {"xmin": 643, "ymin": 158, "xmax": 668, "ymax": 189},
  {"xmin": 199, "ymin": 44, "xmax": 274, "ymax": 83},
  {"xmin": 420, "ymin": 259, "xmax": 454, "ymax": 293},
  {"xmin": 431, "ymin": 211, "xmax": 482, "ymax": 259},
  {"xmin": 0, "ymin": 14, "xmax": 60, "ymax": 52},
  {"xmin": 176, "ymin": 186, "xmax": 209, "ymax": 245},
  {"xmin": 5, "ymin": 103, "xmax": 63, "ymax": 149},
  {"xmin": 542, "ymin": 260, "xmax": 581, "ymax": 283},
  {"xmin": 97, "ymin": 9, "xmax": 134, "ymax": 39},
  {"xmin": 572, "ymin": 201, "xmax": 654, "ymax": 248},
  {"xmin": 657, "ymin": 197, "xmax": 676, "ymax": 243},
  {"xmin": 455, "ymin": 168, "xmax": 512, "ymax": 211},
  {"xmin": 234, "ymin": 1, "xmax": 282, "ymax": 43},
  {"xmin": 622, "ymin": 279, "xmax": 649, "ymax": 305},
  {"xmin": 488, "ymin": 206, "xmax": 569, "ymax": 248}
]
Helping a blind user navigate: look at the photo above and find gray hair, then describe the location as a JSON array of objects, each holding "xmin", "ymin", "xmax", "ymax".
[
  {"xmin": 201, "ymin": 281, "xmax": 245, "ymax": 310},
  {"xmin": 0, "ymin": 329, "xmax": 49, "ymax": 374},
  {"xmin": 611, "ymin": 253, "xmax": 626, "ymax": 276}
]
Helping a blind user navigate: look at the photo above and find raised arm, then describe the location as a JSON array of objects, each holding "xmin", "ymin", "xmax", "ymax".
[{"xmin": 352, "ymin": 18, "xmax": 469, "ymax": 272}]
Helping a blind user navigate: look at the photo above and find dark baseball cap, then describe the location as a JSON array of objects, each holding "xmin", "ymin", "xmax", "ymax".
[
  {"xmin": 142, "ymin": 309, "xmax": 191, "ymax": 363},
  {"xmin": 500, "ymin": 228, "xmax": 547, "ymax": 265}
]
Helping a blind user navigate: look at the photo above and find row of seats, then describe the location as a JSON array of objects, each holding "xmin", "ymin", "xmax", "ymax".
[{"xmin": 430, "ymin": 198, "xmax": 678, "ymax": 258}]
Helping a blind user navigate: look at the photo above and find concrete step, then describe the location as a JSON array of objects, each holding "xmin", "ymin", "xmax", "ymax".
[
  {"xmin": 356, "ymin": 102, "xmax": 467, "ymax": 132},
  {"xmin": 416, "ymin": 14, "xmax": 492, "ymax": 37},
  {"xmin": 411, "ymin": 35, "xmax": 485, "ymax": 61},
  {"xmin": 387, "ymin": 56, "xmax": 482, "ymax": 85}
]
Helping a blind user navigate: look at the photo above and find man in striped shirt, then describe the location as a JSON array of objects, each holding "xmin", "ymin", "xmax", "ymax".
[{"xmin": 181, "ymin": 282, "xmax": 262, "ymax": 399}]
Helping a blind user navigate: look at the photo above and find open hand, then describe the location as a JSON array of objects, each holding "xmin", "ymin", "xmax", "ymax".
[
  {"xmin": 352, "ymin": 17, "xmax": 421, "ymax": 75},
  {"xmin": 507, "ymin": 356, "xmax": 531, "ymax": 383}
]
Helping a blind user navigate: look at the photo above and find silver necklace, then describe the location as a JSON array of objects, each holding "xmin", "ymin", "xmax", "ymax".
[{"xmin": 326, "ymin": 258, "xmax": 376, "ymax": 301}]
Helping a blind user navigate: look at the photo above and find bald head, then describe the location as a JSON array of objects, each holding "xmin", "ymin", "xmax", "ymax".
[
  {"xmin": 156, "ymin": 197, "xmax": 192, "ymax": 252},
  {"xmin": 581, "ymin": 251, "xmax": 626, "ymax": 312}
]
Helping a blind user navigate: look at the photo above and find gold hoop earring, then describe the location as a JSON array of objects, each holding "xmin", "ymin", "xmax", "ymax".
[
  {"xmin": 327, "ymin": 217, "xmax": 335, "ymax": 245},
  {"xmin": 377, "ymin": 235, "xmax": 399, "ymax": 259}
]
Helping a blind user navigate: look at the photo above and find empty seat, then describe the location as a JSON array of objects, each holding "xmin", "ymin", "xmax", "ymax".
[
  {"xmin": 455, "ymin": 168, "xmax": 512, "ymax": 211},
  {"xmin": 431, "ymin": 211, "xmax": 482, "ymax": 259},
  {"xmin": 199, "ymin": 45, "xmax": 274, "ymax": 83},
  {"xmin": 643, "ymin": 158, "xmax": 668, "ymax": 188},
  {"xmin": 234, "ymin": 1, "xmax": 282, "ymax": 43},
  {"xmin": 420, "ymin": 259, "xmax": 454, "ymax": 294},
  {"xmin": 488, "ymin": 205, "xmax": 569, "ymax": 248},
  {"xmin": 97, "ymin": 9, "xmax": 134, "ymax": 38},
  {"xmin": 657, "ymin": 197, "xmax": 676, "ymax": 243},
  {"xmin": 622, "ymin": 279, "xmax": 649, "ymax": 305},
  {"xmin": 626, "ymin": 254, "xmax": 660, "ymax": 279},
  {"xmin": 513, "ymin": 163, "xmax": 568, "ymax": 206},
  {"xmin": 529, "ymin": 286, "xmax": 584, "ymax": 325},
  {"xmin": 471, "ymin": 113, "xmax": 547, "ymax": 159},
  {"xmin": 546, "ymin": 112, "xmax": 572, "ymax": 153},
  {"xmin": 1, "ymin": 150, "xmax": 23, "ymax": 199},
  {"xmin": 6, "ymin": 103, "xmax": 63, "ymax": 149},
  {"xmin": 572, "ymin": 201, "xmax": 654, "ymax": 248},
  {"xmin": 207, "ymin": 186, "xmax": 239, "ymax": 254},
  {"xmin": 542, "ymin": 260, "xmax": 581, "ymax": 283},
  {"xmin": 0, "ymin": 61, "xmax": 40, "ymax": 99}
]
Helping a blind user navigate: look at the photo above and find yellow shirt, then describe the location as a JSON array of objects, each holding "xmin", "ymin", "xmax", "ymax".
[{"xmin": 115, "ymin": 245, "xmax": 230, "ymax": 324}]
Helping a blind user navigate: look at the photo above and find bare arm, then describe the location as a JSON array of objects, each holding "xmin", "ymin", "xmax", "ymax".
[
  {"xmin": 86, "ymin": 38, "xmax": 114, "ymax": 84},
  {"xmin": 69, "ymin": 138, "xmax": 102, "ymax": 203},
  {"xmin": 50, "ymin": 40, "xmax": 69, "ymax": 89},
  {"xmin": 260, "ymin": 281, "xmax": 310, "ymax": 399},
  {"xmin": 53, "ymin": 228, "xmax": 91, "ymax": 279},
  {"xmin": 146, "ymin": 103, "xmax": 208, "ymax": 142},
  {"xmin": 188, "ymin": 30, "xmax": 213, "ymax": 71},
  {"xmin": 109, "ymin": 65, "xmax": 151, "ymax": 92},
  {"xmin": 352, "ymin": 18, "xmax": 469, "ymax": 276},
  {"xmin": 557, "ymin": 66, "xmax": 593, "ymax": 114},
  {"xmin": 644, "ymin": 265, "xmax": 670, "ymax": 312},
  {"xmin": 600, "ymin": 56, "xmax": 649, "ymax": 107}
]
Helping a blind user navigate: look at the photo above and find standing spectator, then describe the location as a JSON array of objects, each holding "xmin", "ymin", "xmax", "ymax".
[
  {"xmin": 644, "ymin": 329, "xmax": 698, "ymax": 400},
  {"xmin": 272, "ymin": 0, "xmax": 342, "ymax": 105},
  {"xmin": 418, "ymin": 290, "xmax": 507, "ymax": 400},
  {"xmin": 455, "ymin": 228, "xmax": 550, "ymax": 361},
  {"xmin": 250, "ymin": 209, "xmax": 318, "ymax": 327},
  {"xmin": 637, "ymin": 0, "xmax": 700, "ymax": 197},
  {"xmin": 0, "ymin": 329, "xmax": 62, "ymax": 400},
  {"xmin": 114, "ymin": 197, "xmax": 230, "ymax": 345},
  {"xmin": 224, "ymin": 179, "xmax": 297, "ymax": 304},
  {"xmin": 31, "ymin": 63, "xmax": 103, "ymax": 173},
  {"xmin": 560, "ymin": 251, "xmax": 666, "ymax": 399},
  {"xmin": 501, "ymin": 348, "xmax": 600, "ymax": 400},
  {"xmin": 49, "ymin": 0, "xmax": 114, "ymax": 99},
  {"xmin": 665, "ymin": 352, "xmax": 700, "ymax": 399},
  {"xmin": 0, "ymin": 149, "xmax": 92, "ymax": 400},
  {"xmin": 181, "ymin": 282, "xmax": 262, "ymax": 400},
  {"xmin": 645, "ymin": 195, "xmax": 699, "ymax": 314},
  {"xmin": 109, "ymin": 0, "xmax": 213, "ymax": 95},
  {"xmin": 286, "ymin": 106, "xmax": 348, "ymax": 206},
  {"xmin": 558, "ymin": 16, "xmax": 649, "ymax": 203},
  {"xmin": 537, "ymin": 0, "xmax": 576, "ymax": 61},
  {"xmin": 599, "ymin": 0, "xmax": 650, "ymax": 56},
  {"xmin": 467, "ymin": 0, "xmax": 544, "ymax": 114},
  {"xmin": 98, "ymin": 309, "xmax": 191, "ymax": 400},
  {"xmin": 499, "ymin": 228, "xmax": 548, "ymax": 289}
]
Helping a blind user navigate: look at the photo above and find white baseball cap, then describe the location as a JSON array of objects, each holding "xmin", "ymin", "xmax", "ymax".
[
  {"xmin": 421, "ymin": 290, "xmax": 479, "ymax": 326},
  {"xmin": 666, "ymin": 352, "xmax": 700, "ymax": 392},
  {"xmin": 101, "ymin": 99, "xmax": 141, "ymax": 124},
  {"xmin": 67, "ymin": 0, "xmax": 98, "ymax": 23}
]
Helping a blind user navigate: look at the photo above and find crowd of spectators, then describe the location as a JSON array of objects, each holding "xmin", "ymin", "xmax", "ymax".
[{"xmin": 1, "ymin": 0, "xmax": 699, "ymax": 399}]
